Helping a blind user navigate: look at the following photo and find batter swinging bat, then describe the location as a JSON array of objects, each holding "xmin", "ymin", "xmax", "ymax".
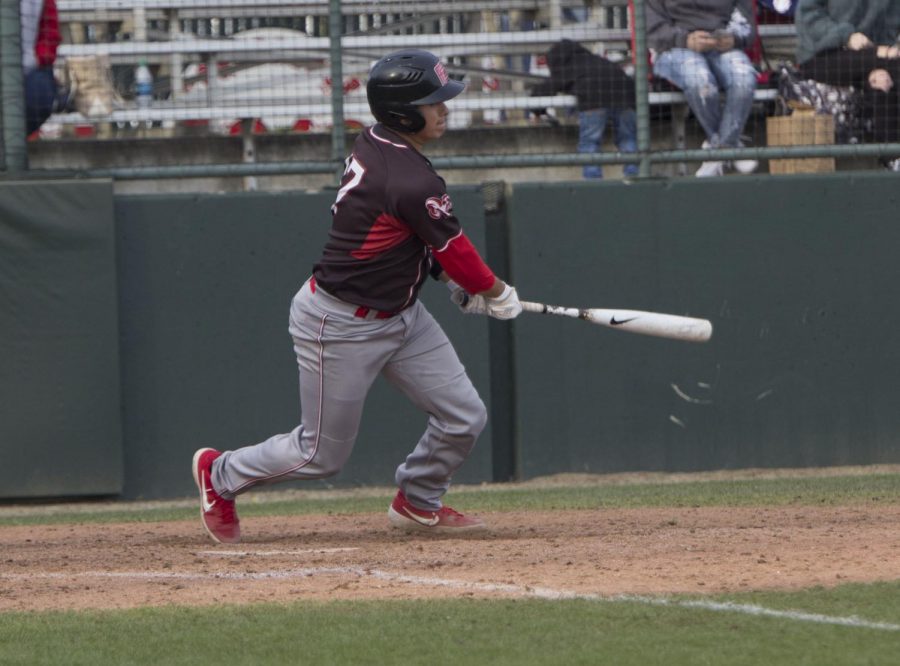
[{"xmin": 520, "ymin": 301, "xmax": 713, "ymax": 343}]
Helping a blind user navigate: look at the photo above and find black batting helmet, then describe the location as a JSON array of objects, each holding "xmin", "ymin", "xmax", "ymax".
[{"xmin": 366, "ymin": 50, "xmax": 465, "ymax": 133}]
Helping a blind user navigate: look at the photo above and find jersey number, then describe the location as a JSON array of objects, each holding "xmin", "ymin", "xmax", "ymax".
[{"xmin": 331, "ymin": 157, "xmax": 365, "ymax": 214}]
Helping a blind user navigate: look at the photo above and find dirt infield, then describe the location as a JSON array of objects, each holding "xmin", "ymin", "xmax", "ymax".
[{"xmin": 3, "ymin": 477, "xmax": 900, "ymax": 612}]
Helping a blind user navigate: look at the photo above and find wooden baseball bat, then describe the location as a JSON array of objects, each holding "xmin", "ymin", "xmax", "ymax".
[{"xmin": 520, "ymin": 301, "xmax": 713, "ymax": 343}]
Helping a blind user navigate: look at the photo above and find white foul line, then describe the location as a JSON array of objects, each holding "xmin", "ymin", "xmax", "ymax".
[
  {"xmin": 197, "ymin": 548, "xmax": 360, "ymax": 557},
  {"xmin": 3, "ymin": 566, "xmax": 897, "ymax": 632},
  {"xmin": 372, "ymin": 570, "xmax": 900, "ymax": 632},
  {"xmin": 623, "ymin": 596, "xmax": 900, "ymax": 632}
]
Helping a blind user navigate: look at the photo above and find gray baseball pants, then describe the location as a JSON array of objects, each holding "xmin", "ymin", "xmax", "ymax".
[{"xmin": 211, "ymin": 278, "xmax": 487, "ymax": 511}]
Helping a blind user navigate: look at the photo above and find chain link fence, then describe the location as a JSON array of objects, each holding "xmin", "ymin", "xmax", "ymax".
[{"xmin": 2, "ymin": 0, "xmax": 899, "ymax": 189}]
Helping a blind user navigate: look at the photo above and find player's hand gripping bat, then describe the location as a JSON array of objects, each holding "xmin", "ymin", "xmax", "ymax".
[{"xmin": 520, "ymin": 301, "xmax": 713, "ymax": 343}]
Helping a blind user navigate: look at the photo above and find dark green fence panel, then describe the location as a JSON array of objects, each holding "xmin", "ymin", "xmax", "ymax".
[
  {"xmin": 8, "ymin": 174, "xmax": 899, "ymax": 501},
  {"xmin": 114, "ymin": 188, "xmax": 492, "ymax": 499},
  {"xmin": 508, "ymin": 174, "xmax": 900, "ymax": 478},
  {"xmin": 0, "ymin": 180, "xmax": 123, "ymax": 497}
]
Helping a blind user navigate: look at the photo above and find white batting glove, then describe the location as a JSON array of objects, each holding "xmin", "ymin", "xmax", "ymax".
[{"xmin": 484, "ymin": 283, "xmax": 523, "ymax": 320}]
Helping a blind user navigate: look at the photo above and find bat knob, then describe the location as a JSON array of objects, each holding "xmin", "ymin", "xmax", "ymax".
[{"xmin": 451, "ymin": 290, "xmax": 470, "ymax": 307}]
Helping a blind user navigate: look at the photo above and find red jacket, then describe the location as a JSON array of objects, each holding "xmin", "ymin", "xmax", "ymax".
[{"xmin": 35, "ymin": 0, "xmax": 60, "ymax": 67}]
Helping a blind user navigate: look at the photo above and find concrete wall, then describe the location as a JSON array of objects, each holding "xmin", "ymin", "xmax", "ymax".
[
  {"xmin": 22, "ymin": 124, "xmax": 718, "ymax": 195},
  {"xmin": 26, "ymin": 122, "xmax": 887, "ymax": 196}
]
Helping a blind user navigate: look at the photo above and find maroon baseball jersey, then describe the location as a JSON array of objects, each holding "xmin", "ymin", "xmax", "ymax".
[{"xmin": 313, "ymin": 124, "xmax": 491, "ymax": 313}]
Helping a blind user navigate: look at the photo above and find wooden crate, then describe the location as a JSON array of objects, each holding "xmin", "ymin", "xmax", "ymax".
[{"xmin": 766, "ymin": 110, "xmax": 836, "ymax": 174}]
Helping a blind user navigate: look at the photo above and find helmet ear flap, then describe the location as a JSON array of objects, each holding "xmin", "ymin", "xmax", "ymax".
[
  {"xmin": 387, "ymin": 108, "xmax": 425, "ymax": 133},
  {"xmin": 374, "ymin": 106, "xmax": 426, "ymax": 133}
]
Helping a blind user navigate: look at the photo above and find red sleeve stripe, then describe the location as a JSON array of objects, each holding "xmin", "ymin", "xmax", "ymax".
[{"xmin": 432, "ymin": 233, "xmax": 495, "ymax": 294}]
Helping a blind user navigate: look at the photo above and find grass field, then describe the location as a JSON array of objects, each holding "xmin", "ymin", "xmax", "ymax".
[
  {"xmin": 2, "ymin": 472, "xmax": 898, "ymax": 527},
  {"xmin": 2, "ymin": 470, "xmax": 899, "ymax": 665}
]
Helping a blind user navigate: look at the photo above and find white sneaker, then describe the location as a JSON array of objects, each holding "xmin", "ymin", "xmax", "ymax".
[
  {"xmin": 697, "ymin": 140, "xmax": 758, "ymax": 176},
  {"xmin": 696, "ymin": 140, "xmax": 724, "ymax": 177},
  {"xmin": 732, "ymin": 154, "xmax": 759, "ymax": 174},
  {"xmin": 732, "ymin": 138, "xmax": 759, "ymax": 174},
  {"xmin": 696, "ymin": 160, "xmax": 725, "ymax": 177}
]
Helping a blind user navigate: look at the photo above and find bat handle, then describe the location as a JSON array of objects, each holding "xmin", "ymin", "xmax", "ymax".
[{"xmin": 520, "ymin": 301, "xmax": 547, "ymax": 314}]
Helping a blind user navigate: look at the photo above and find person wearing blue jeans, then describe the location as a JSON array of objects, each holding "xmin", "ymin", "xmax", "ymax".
[
  {"xmin": 531, "ymin": 40, "xmax": 639, "ymax": 180},
  {"xmin": 646, "ymin": 0, "xmax": 759, "ymax": 176},
  {"xmin": 578, "ymin": 108, "xmax": 639, "ymax": 179}
]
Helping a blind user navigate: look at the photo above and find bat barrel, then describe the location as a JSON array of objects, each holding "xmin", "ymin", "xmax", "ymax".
[
  {"xmin": 520, "ymin": 301, "xmax": 712, "ymax": 343},
  {"xmin": 586, "ymin": 308, "xmax": 713, "ymax": 342}
]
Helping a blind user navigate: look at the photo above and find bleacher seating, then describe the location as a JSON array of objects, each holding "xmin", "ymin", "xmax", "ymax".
[{"xmin": 48, "ymin": 0, "xmax": 794, "ymax": 151}]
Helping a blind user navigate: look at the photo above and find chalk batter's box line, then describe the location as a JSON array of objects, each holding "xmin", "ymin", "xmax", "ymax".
[{"xmin": 2, "ymin": 559, "xmax": 897, "ymax": 633}]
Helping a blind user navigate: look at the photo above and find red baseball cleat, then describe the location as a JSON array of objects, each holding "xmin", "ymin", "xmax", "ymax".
[
  {"xmin": 387, "ymin": 490, "xmax": 486, "ymax": 533},
  {"xmin": 192, "ymin": 448, "xmax": 241, "ymax": 544}
]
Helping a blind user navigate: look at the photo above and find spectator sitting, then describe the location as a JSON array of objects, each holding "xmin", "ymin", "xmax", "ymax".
[
  {"xmin": 646, "ymin": 0, "xmax": 759, "ymax": 177},
  {"xmin": 530, "ymin": 39, "xmax": 639, "ymax": 180},
  {"xmin": 21, "ymin": 0, "xmax": 61, "ymax": 136},
  {"xmin": 795, "ymin": 0, "xmax": 900, "ymax": 170}
]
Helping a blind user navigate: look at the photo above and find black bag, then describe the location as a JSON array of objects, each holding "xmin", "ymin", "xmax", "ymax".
[{"xmin": 775, "ymin": 64, "xmax": 866, "ymax": 144}]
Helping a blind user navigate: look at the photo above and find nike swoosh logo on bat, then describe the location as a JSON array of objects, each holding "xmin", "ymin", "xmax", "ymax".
[
  {"xmin": 609, "ymin": 316, "xmax": 637, "ymax": 326},
  {"xmin": 402, "ymin": 507, "xmax": 440, "ymax": 526}
]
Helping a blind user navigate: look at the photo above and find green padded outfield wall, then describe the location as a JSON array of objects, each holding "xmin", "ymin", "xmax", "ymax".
[
  {"xmin": 0, "ymin": 180, "xmax": 123, "ymax": 497},
  {"xmin": 6, "ymin": 175, "xmax": 899, "ymax": 501},
  {"xmin": 114, "ymin": 188, "xmax": 493, "ymax": 499},
  {"xmin": 508, "ymin": 174, "xmax": 900, "ymax": 478}
]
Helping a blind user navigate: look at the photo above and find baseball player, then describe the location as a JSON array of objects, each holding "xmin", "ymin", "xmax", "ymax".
[{"xmin": 192, "ymin": 49, "xmax": 522, "ymax": 544}]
